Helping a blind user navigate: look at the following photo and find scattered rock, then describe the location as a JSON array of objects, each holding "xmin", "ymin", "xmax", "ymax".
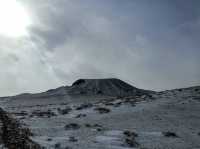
[
  {"xmin": 125, "ymin": 138, "xmax": 139, "ymax": 147},
  {"xmin": 104, "ymin": 102, "xmax": 115, "ymax": 106},
  {"xmin": 47, "ymin": 138, "xmax": 52, "ymax": 141},
  {"xmin": 80, "ymin": 91, "xmax": 87, "ymax": 94},
  {"xmin": 65, "ymin": 123, "xmax": 81, "ymax": 130},
  {"xmin": 0, "ymin": 108, "xmax": 41, "ymax": 149},
  {"xmin": 85, "ymin": 123, "xmax": 92, "ymax": 128},
  {"xmin": 123, "ymin": 97, "xmax": 140, "ymax": 106},
  {"xmin": 75, "ymin": 114, "xmax": 87, "ymax": 118},
  {"xmin": 69, "ymin": 136, "xmax": 78, "ymax": 142},
  {"xmin": 76, "ymin": 103, "xmax": 93, "ymax": 110},
  {"xmin": 96, "ymin": 128, "xmax": 102, "ymax": 132},
  {"xmin": 31, "ymin": 110, "xmax": 56, "ymax": 118},
  {"xmin": 94, "ymin": 107, "xmax": 111, "ymax": 114},
  {"xmin": 123, "ymin": 130, "xmax": 139, "ymax": 147},
  {"xmin": 64, "ymin": 146, "xmax": 72, "ymax": 149},
  {"xmin": 57, "ymin": 107, "xmax": 72, "ymax": 115},
  {"xmin": 93, "ymin": 124, "xmax": 103, "ymax": 128},
  {"xmin": 97, "ymin": 90, "xmax": 103, "ymax": 94},
  {"xmin": 113, "ymin": 101, "xmax": 123, "ymax": 107},
  {"xmin": 55, "ymin": 143, "xmax": 61, "ymax": 149},
  {"xmin": 154, "ymin": 115, "xmax": 162, "ymax": 120},
  {"xmin": 123, "ymin": 130, "xmax": 138, "ymax": 137},
  {"xmin": 60, "ymin": 102, "xmax": 68, "ymax": 106},
  {"xmin": 147, "ymin": 94, "xmax": 153, "ymax": 99},
  {"xmin": 19, "ymin": 117, "xmax": 26, "ymax": 120},
  {"xmin": 12, "ymin": 111, "xmax": 28, "ymax": 117},
  {"xmin": 85, "ymin": 123, "xmax": 104, "ymax": 132},
  {"xmin": 162, "ymin": 131, "xmax": 179, "ymax": 138},
  {"xmin": 85, "ymin": 123, "xmax": 102, "ymax": 128}
]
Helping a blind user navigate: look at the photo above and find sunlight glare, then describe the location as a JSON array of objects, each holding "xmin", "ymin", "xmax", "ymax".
[{"xmin": 0, "ymin": 0, "xmax": 31, "ymax": 37}]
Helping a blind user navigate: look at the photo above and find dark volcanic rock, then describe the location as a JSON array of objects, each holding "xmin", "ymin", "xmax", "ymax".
[
  {"xmin": 0, "ymin": 78, "xmax": 154, "ymax": 103},
  {"xmin": 162, "ymin": 131, "xmax": 179, "ymax": 138},
  {"xmin": 31, "ymin": 110, "xmax": 56, "ymax": 118},
  {"xmin": 69, "ymin": 136, "xmax": 78, "ymax": 142},
  {"xmin": 123, "ymin": 130, "xmax": 138, "ymax": 137},
  {"xmin": 123, "ymin": 130, "xmax": 139, "ymax": 147},
  {"xmin": 75, "ymin": 103, "xmax": 93, "ymax": 110},
  {"xmin": 65, "ymin": 123, "xmax": 81, "ymax": 130},
  {"xmin": 0, "ymin": 108, "xmax": 41, "ymax": 149},
  {"xmin": 57, "ymin": 107, "xmax": 72, "ymax": 115},
  {"xmin": 72, "ymin": 79, "xmax": 86, "ymax": 86},
  {"xmin": 67, "ymin": 78, "xmax": 152, "ymax": 97},
  {"xmin": 75, "ymin": 114, "xmax": 87, "ymax": 118},
  {"xmin": 94, "ymin": 107, "xmax": 111, "ymax": 114}
]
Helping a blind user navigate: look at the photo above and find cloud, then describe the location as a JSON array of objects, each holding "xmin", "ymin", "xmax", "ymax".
[{"xmin": 0, "ymin": 0, "xmax": 199, "ymax": 96}]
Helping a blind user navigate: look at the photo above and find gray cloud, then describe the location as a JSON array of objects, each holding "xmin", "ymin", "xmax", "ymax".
[{"xmin": 0, "ymin": 0, "xmax": 199, "ymax": 96}]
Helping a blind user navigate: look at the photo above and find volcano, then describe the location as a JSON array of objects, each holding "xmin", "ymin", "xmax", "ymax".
[{"xmin": 67, "ymin": 78, "xmax": 151, "ymax": 97}]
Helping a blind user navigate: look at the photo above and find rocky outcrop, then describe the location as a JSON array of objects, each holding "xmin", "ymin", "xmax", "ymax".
[
  {"xmin": 0, "ymin": 108, "xmax": 41, "ymax": 149},
  {"xmin": 0, "ymin": 78, "xmax": 154, "ymax": 102},
  {"xmin": 67, "ymin": 78, "xmax": 153, "ymax": 97}
]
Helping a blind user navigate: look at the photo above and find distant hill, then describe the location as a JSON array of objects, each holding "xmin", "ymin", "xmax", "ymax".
[
  {"xmin": 0, "ymin": 80, "xmax": 199, "ymax": 149},
  {"xmin": 67, "ymin": 78, "xmax": 152, "ymax": 96},
  {"xmin": 0, "ymin": 78, "xmax": 153, "ymax": 100}
]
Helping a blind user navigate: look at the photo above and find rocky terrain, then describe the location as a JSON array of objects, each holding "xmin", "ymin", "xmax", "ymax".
[
  {"xmin": 0, "ymin": 108, "xmax": 41, "ymax": 149},
  {"xmin": 0, "ymin": 79, "xmax": 200, "ymax": 149}
]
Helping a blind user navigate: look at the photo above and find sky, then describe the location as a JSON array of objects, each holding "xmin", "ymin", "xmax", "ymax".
[{"xmin": 0, "ymin": 0, "xmax": 199, "ymax": 96}]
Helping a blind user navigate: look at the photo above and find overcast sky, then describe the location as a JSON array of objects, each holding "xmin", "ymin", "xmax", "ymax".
[{"xmin": 0, "ymin": 0, "xmax": 199, "ymax": 96}]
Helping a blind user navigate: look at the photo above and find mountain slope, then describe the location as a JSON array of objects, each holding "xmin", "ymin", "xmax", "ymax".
[
  {"xmin": 1, "ymin": 85, "xmax": 199, "ymax": 149},
  {"xmin": 1, "ymin": 78, "xmax": 153, "ymax": 101},
  {"xmin": 67, "ymin": 78, "xmax": 152, "ymax": 96},
  {"xmin": 0, "ymin": 80, "xmax": 199, "ymax": 149}
]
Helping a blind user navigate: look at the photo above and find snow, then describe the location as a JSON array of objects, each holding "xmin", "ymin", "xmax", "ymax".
[{"xmin": 0, "ymin": 81, "xmax": 200, "ymax": 149}]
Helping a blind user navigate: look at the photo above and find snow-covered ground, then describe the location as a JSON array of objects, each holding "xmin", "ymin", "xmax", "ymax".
[{"xmin": 0, "ymin": 82, "xmax": 200, "ymax": 149}]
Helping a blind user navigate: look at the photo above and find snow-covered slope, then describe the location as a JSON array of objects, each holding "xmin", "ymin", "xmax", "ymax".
[
  {"xmin": 0, "ymin": 78, "xmax": 152, "ymax": 108},
  {"xmin": 4, "ymin": 78, "xmax": 151, "ymax": 99},
  {"xmin": 0, "ymin": 80, "xmax": 200, "ymax": 149}
]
